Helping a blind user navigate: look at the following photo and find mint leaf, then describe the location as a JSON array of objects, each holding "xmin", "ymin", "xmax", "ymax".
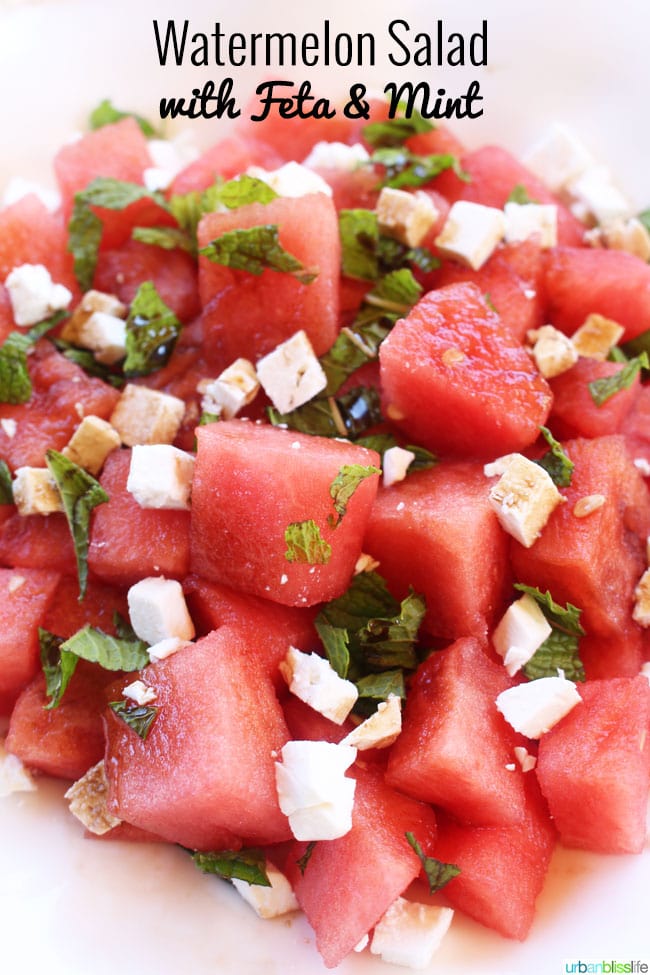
[
  {"xmin": 319, "ymin": 570, "xmax": 400, "ymax": 632},
  {"xmin": 405, "ymin": 832, "xmax": 460, "ymax": 894},
  {"xmin": 52, "ymin": 339, "xmax": 125, "ymax": 387},
  {"xmin": 339, "ymin": 209, "xmax": 380, "ymax": 281},
  {"xmin": 89, "ymin": 98, "xmax": 158, "ymax": 137},
  {"xmin": 588, "ymin": 352, "xmax": 648, "ymax": 406},
  {"xmin": 268, "ymin": 385, "xmax": 382, "ymax": 440},
  {"xmin": 363, "ymin": 113, "xmax": 434, "ymax": 149},
  {"xmin": 0, "ymin": 332, "xmax": 32, "ymax": 403},
  {"xmin": 296, "ymin": 841, "xmax": 317, "ymax": 875},
  {"xmin": 535, "ymin": 426, "xmax": 574, "ymax": 487},
  {"xmin": 523, "ymin": 628, "xmax": 585, "ymax": 682},
  {"xmin": 319, "ymin": 319, "xmax": 391, "ymax": 396},
  {"xmin": 191, "ymin": 848, "xmax": 271, "ymax": 886},
  {"xmin": 215, "ymin": 174, "xmax": 279, "ymax": 210},
  {"xmin": 284, "ymin": 520, "xmax": 332, "ymax": 564},
  {"xmin": 365, "ymin": 267, "xmax": 422, "ymax": 312},
  {"xmin": 356, "ymin": 433, "xmax": 437, "ymax": 473},
  {"xmin": 132, "ymin": 226, "xmax": 194, "ymax": 253},
  {"xmin": 39, "ymin": 628, "xmax": 79, "ymax": 710},
  {"xmin": 369, "ymin": 149, "xmax": 467, "ymax": 190},
  {"xmin": 61, "ymin": 624, "xmax": 149, "ymax": 670},
  {"xmin": 356, "ymin": 669, "xmax": 405, "ymax": 700},
  {"xmin": 328, "ymin": 463, "xmax": 380, "ymax": 527},
  {"xmin": 123, "ymin": 281, "xmax": 182, "ymax": 377},
  {"xmin": 506, "ymin": 184, "xmax": 537, "ymax": 205},
  {"xmin": 358, "ymin": 590, "xmax": 425, "ymax": 670},
  {"xmin": 513, "ymin": 584, "xmax": 585, "ymax": 637},
  {"xmin": 108, "ymin": 700, "xmax": 159, "ymax": 740},
  {"xmin": 199, "ymin": 225, "xmax": 317, "ymax": 283},
  {"xmin": 45, "ymin": 450, "xmax": 109, "ymax": 600},
  {"xmin": 314, "ymin": 619, "xmax": 350, "ymax": 679},
  {"xmin": 0, "ymin": 459, "xmax": 13, "ymax": 505}
]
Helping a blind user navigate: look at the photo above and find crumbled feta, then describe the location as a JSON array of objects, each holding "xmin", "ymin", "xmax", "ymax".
[
  {"xmin": 382, "ymin": 445, "xmax": 416, "ymax": 488},
  {"xmin": 198, "ymin": 358, "xmax": 260, "ymax": 419},
  {"xmin": 231, "ymin": 863, "xmax": 299, "ymax": 919},
  {"xmin": 127, "ymin": 444, "xmax": 195, "ymax": 510},
  {"xmin": 354, "ymin": 552, "xmax": 381, "ymax": 574},
  {"xmin": 513, "ymin": 745, "xmax": 537, "ymax": 772},
  {"xmin": 280, "ymin": 647, "xmax": 358, "ymax": 724},
  {"xmin": 127, "ymin": 577, "xmax": 196, "ymax": 646},
  {"xmin": 482, "ymin": 453, "xmax": 519, "ymax": 478},
  {"xmin": 5, "ymin": 263, "xmax": 72, "ymax": 326},
  {"xmin": 587, "ymin": 216, "xmax": 650, "ymax": 262},
  {"xmin": 2, "ymin": 176, "xmax": 61, "ymax": 211},
  {"xmin": 12, "ymin": 466, "xmax": 62, "ymax": 516},
  {"xmin": 354, "ymin": 934, "xmax": 370, "ymax": 952},
  {"xmin": 7, "ymin": 574, "xmax": 26, "ymax": 594},
  {"xmin": 110, "ymin": 384, "xmax": 186, "ymax": 446},
  {"xmin": 503, "ymin": 202, "xmax": 558, "ymax": 248},
  {"xmin": 147, "ymin": 637, "xmax": 188, "ymax": 662},
  {"xmin": 527, "ymin": 324, "xmax": 578, "ymax": 378},
  {"xmin": 256, "ymin": 330, "xmax": 327, "ymax": 414},
  {"xmin": 0, "ymin": 417, "xmax": 17, "ymax": 439},
  {"xmin": 0, "ymin": 739, "xmax": 36, "ymax": 796},
  {"xmin": 62, "ymin": 415, "xmax": 121, "ymax": 475},
  {"xmin": 340, "ymin": 694, "xmax": 402, "ymax": 750},
  {"xmin": 64, "ymin": 310, "xmax": 128, "ymax": 365},
  {"xmin": 65, "ymin": 289, "xmax": 127, "ymax": 332},
  {"xmin": 492, "ymin": 593, "xmax": 552, "ymax": 676},
  {"xmin": 522, "ymin": 123, "xmax": 595, "ymax": 193},
  {"xmin": 632, "ymin": 567, "xmax": 650, "ymax": 627},
  {"xmin": 64, "ymin": 760, "xmax": 122, "ymax": 834},
  {"xmin": 376, "ymin": 187, "xmax": 439, "ymax": 248},
  {"xmin": 370, "ymin": 897, "xmax": 454, "ymax": 970},
  {"xmin": 566, "ymin": 165, "xmax": 632, "ymax": 226},
  {"xmin": 496, "ymin": 675, "xmax": 581, "ymax": 738},
  {"xmin": 634, "ymin": 458, "xmax": 650, "ymax": 478},
  {"xmin": 434, "ymin": 201, "xmax": 506, "ymax": 270},
  {"xmin": 147, "ymin": 133, "xmax": 200, "ymax": 174},
  {"xmin": 122, "ymin": 679, "xmax": 157, "ymax": 706},
  {"xmin": 247, "ymin": 161, "xmax": 332, "ymax": 198},
  {"xmin": 302, "ymin": 140, "xmax": 370, "ymax": 172},
  {"xmin": 570, "ymin": 313, "xmax": 624, "ymax": 361},
  {"xmin": 143, "ymin": 167, "xmax": 175, "ymax": 192},
  {"xmin": 274, "ymin": 740, "xmax": 357, "ymax": 840},
  {"xmin": 486, "ymin": 453, "xmax": 565, "ymax": 547}
]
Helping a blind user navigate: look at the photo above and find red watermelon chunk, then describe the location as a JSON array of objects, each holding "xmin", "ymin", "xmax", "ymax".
[
  {"xmin": 548, "ymin": 357, "xmax": 641, "ymax": 439},
  {"xmin": 104, "ymin": 625, "xmax": 292, "ymax": 849},
  {"xmin": 285, "ymin": 763, "xmax": 438, "ymax": 969},
  {"xmin": 190, "ymin": 421, "xmax": 380, "ymax": 607},
  {"xmin": 386, "ymin": 638, "xmax": 528, "ymax": 826},
  {"xmin": 0, "ymin": 512, "xmax": 76, "ymax": 574},
  {"xmin": 0, "ymin": 193, "xmax": 77, "ymax": 295},
  {"xmin": 536, "ymin": 676, "xmax": 650, "ymax": 853},
  {"xmin": 42, "ymin": 576, "xmax": 129, "ymax": 638},
  {"xmin": 170, "ymin": 135, "xmax": 284, "ymax": 195},
  {"xmin": 236, "ymin": 98, "xmax": 354, "ymax": 162},
  {"xmin": 197, "ymin": 193, "xmax": 340, "ymax": 370},
  {"xmin": 363, "ymin": 463, "xmax": 510, "ymax": 642},
  {"xmin": 379, "ymin": 281, "xmax": 552, "ymax": 457}
]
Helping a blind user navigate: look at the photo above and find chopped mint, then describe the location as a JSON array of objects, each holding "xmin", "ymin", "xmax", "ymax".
[
  {"xmin": 363, "ymin": 112, "xmax": 435, "ymax": 149},
  {"xmin": 0, "ymin": 332, "xmax": 32, "ymax": 404},
  {"xmin": 268, "ymin": 385, "xmax": 382, "ymax": 440},
  {"xmin": 60, "ymin": 624, "xmax": 150, "ymax": 671},
  {"xmin": 0, "ymin": 459, "xmax": 13, "ymax": 505},
  {"xmin": 369, "ymin": 148, "xmax": 468, "ymax": 190},
  {"xmin": 89, "ymin": 98, "xmax": 158, "ymax": 137},
  {"xmin": 356, "ymin": 669, "xmax": 405, "ymax": 700},
  {"xmin": 295, "ymin": 841, "xmax": 317, "ymax": 875},
  {"xmin": 199, "ymin": 224, "xmax": 317, "ymax": 283},
  {"xmin": 535, "ymin": 426, "xmax": 574, "ymax": 487},
  {"xmin": 108, "ymin": 700, "xmax": 159, "ymax": 740},
  {"xmin": 191, "ymin": 848, "xmax": 271, "ymax": 886},
  {"xmin": 405, "ymin": 832, "xmax": 460, "ymax": 894},
  {"xmin": 131, "ymin": 226, "xmax": 195, "ymax": 253},
  {"xmin": 39, "ymin": 628, "xmax": 78, "ymax": 710},
  {"xmin": 123, "ymin": 281, "xmax": 182, "ymax": 377},
  {"xmin": 588, "ymin": 352, "xmax": 649, "ymax": 406},
  {"xmin": 328, "ymin": 463, "xmax": 380, "ymax": 527},
  {"xmin": 314, "ymin": 619, "xmax": 350, "ymax": 679},
  {"xmin": 506, "ymin": 184, "xmax": 537, "ymax": 205},
  {"xmin": 284, "ymin": 520, "xmax": 332, "ymax": 565},
  {"xmin": 514, "ymin": 584, "xmax": 585, "ymax": 682}
]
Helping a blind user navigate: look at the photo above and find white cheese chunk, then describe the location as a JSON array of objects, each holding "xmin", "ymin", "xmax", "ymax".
[
  {"xmin": 64, "ymin": 289, "xmax": 127, "ymax": 334},
  {"xmin": 1, "ymin": 418, "xmax": 17, "ymax": 439},
  {"xmin": 513, "ymin": 745, "xmax": 537, "ymax": 772},
  {"xmin": 340, "ymin": 694, "xmax": 402, "ymax": 750},
  {"xmin": 127, "ymin": 444, "xmax": 195, "ymax": 510},
  {"xmin": 147, "ymin": 133, "xmax": 200, "ymax": 174},
  {"xmin": 503, "ymin": 202, "xmax": 558, "ymax": 248},
  {"xmin": 566, "ymin": 165, "xmax": 632, "ymax": 226},
  {"xmin": 632, "ymin": 567, "xmax": 650, "ymax": 627},
  {"xmin": 275, "ymin": 740, "xmax": 357, "ymax": 840},
  {"xmin": 383, "ymin": 446, "xmax": 416, "ymax": 488},
  {"xmin": 486, "ymin": 453, "xmax": 565, "ymax": 547},
  {"xmin": 110, "ymin": 384, "xmax": 186, "ymax": 446},
  {"xmin": 247, "ymin": 161, "xmax": 332, "ymax": 198},
  {"xmin": 376, "ymin": 187, "xmax": 439, "ymax": 248},
  {"xmin": 64, "ymin": 760, "xmax": 122, "ymax": 835},
  {"xmin": 0, "ymin": 739, "xmax": 36, "ymax": 797},
  {"xmin": 587, "ymin": 216, "xmax": 650, "ymax": 262},
  {"xmin": 67, "ymin": 310, "xmax": 128, "ymax": 365},
  {"xmin": 280, "ymin": 647, "xmax": 358, "ymax": 725},
  {"xmin": 522, "ymin": 123, "xmax": 595, "ymax": 193},
  {"xmin": 148, "ymin": 636, "xmax": 189, "ymax": 662},
  {"xmin": 122, "ymin": 679, "xmax": 157, "ymax": 706},
  {"xmin": 256, "ymin": 330, "xmax": 327, "ymax": 414},
  {"xmin": 231, "ymin": 862, "xmax": 299, "ymax": 919},
  {"xmin": 12, "ymin": 466, "xmax": 62, "ymax": 516},
  {"xmin": 370, "ymin": 897, "xmax": 454, "ymax": 970},
  {"xmin": 496, "ymin": 675, "xmax": 581, "ymax": 738},
  {"xmin": 127, "ymin": 576, "xmax": 195, "ymax": 646},
  {"xmin": 302, "ymin": 140, "xmax": 370, "ymax": 172},
  {"xmin": 62, "ymin": 415, "xmax": 121, "ymax": 475},
  {"xmin": 640, "ymin": 662, "xmax": 650, "ymax": 684},
  {"xmin": 198, "ymin": 358, "xmax": 260, "ymax": 419},
  {"xmin": 354, "ymin": 552, "xmax": 381, "ymax": 574},
  {"xmin": 492, "ymin": 594, "xmax": 552, "ymax": 676},
  {"xmin": 527, "ymin": 324, "xmax": 578, "ymax": 379},
  {"xmin": 5, "ymin": 263, "xmax": 72, "ymax": 326},
  {"xmin": 570, "ymin": 313, "xmax": 624, "ymax": 361},
  {"xmin": 434, "ymin": 201, "xmax": 506, "ymax": 270}
]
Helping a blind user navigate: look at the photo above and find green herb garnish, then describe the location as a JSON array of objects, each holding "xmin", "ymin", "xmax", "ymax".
[
  {"xmin": 514, "ymin": 584, "xmax": 585, "ymax": 682},
  {"xmin": 89, "ymin": 98, "xmax": 158, "ymax": 137},
  {"xmin": 588, "ymin": 352, "xmax": 649, "ymax": 406},
  {"xmin": 39, "ymin": 628, "xmax": 78, "ymax": 710},
  {"xmin": 369, "ymin": 148, "xmax": 468, "ymax": 190},
  {"xmin": 191, "ymin": 848, "xmax": 271, "ymax": 886},
  {"xmin": 123, "ymin": 281, "xmax": 182, "ymax": 377},
  {"xmin": 284, "ymin": 520, "xmax": 332, "ymax": 565},
  {"xmin": 108, "ymin": 700, "xmax": 159, "ymax": 740},
  {"xmin": 535, "ymin": 426, "xmax": 574, "ymax": 487},
  {"xmin": 199, "ymin": 224, "xmax": 317, "ymax": 283},
  {"xmin": 363, "ymin": 112, "xmax": 435, "ymax": 149},
  {"xmin": 405, "ymin": 832, "xmax": 460, "ymax": 894},
  {"xmin": 506, "ymin": 184, "xmax": 537, "ymax": 205},
  {"xmin": 328, "ymin": 464, "xmax": 380, "ymax": 527},
  {"xmin": 0, "ymin": 459, "xmax": 13, "ymax": 505}
]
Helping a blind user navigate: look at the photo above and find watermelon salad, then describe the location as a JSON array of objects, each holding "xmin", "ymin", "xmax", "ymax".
[{"xmin": 1, "ymin": 95, "xmax": 650, "ymax": 972}]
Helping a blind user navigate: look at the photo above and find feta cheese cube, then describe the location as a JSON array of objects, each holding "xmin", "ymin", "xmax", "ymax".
[
  {"xmin": 231, "ymin": 863, "xmax": 299, "ymax": 919},
  {"xmin": 275, "ymin": 740, "xmax": 357, "ymax": 840},
  {"xmin": 148, "ymin": 636, "xmax": 189, "ymax": 662},
  {"xmin": 434, "ymin": 201, "xmax": 505, "ymax": 270},
  {"xmin": 66, "ymin": 310, "xmax": 128, "ymax": 365},
  {"xmin": 127, "ymin": 444, "xmax": 195, "ymax": 510},
  {"xmin": 370, "ymin": 897, "xmax": 454, "ymax": 970},
  {"xmin": 492, "ymin": 593, "xmax": 552, "ymax": 676},
  {"xmin": 632, "ymin": 567, "xmax": 650, "ymax": 627},
  {"xmin": 110, "ymin": 384, "xmax": 186, "ymax": 446},
  {"xmin": 522, "ymin": 124, "xmax": 595, "ymax": 193},
  {"xmin": 247, "ymin": 161, "xmax": 332, "ymax": 198},
  {"xmin": 0, "ymin": 739, "xmax": 36, "ymax": 796},
  {"xmin": 513, "ymin": 745, "xmax": 537, "ymax": 772},
  {"xmin": 198, "ymin": 358, "xmax": 260, "ymax": 419},
  {"xmin": 589, "ymin": 216, "xmax": 650, "ymax": 262},
  {"xmin": 527, "ymin": 324, "xmax": 578, "ymax": 379},
  {"xmin": 12, "ymin": 466, "xmax": 62, "ymax": 516},
  {"xmin": 64, "ymin": 760, "xmax": 122, "ymax": 835},
  {"xmin": 504, "ymin": 202, "xmax": 558, "ymax": 248},
  {"xmin": 1, "ymin": 418, "xmax": 17, "ymax": 439},
  {"xmin": 122, "ymin": 679, "xmax": 157, "ymax": 706},
  {"xmin": 496, "ymin": 675, "xmax": 581, "ymax": 738},
  {"xmin": 62, "ymin": 415, "xmax": 121, "ymax": 475},
  {"xmin": 570, "ymin": 313, "xmax": 624, "ymax": 361},
  {"xmin": 383, "ymin": 446, "xmax": 416, "ymax": 487},
  {"xmin": 302, "ymin": 140, "xmax": 370, "ymax": 172},
  {"xmin": 376, "ymin": 187, "xmax": 439, "ymax": 248},
  {"xmin": 340, "ymin": 694, "xmax": 402, "ymax": 750},
  {"xmin": 256, "ymin": 330, "xmax": 327, "ymax": 414},
  {"xmin": 280, "ymin": 647, "xmax": 358, "ymax": 724},
  {"xmin": 567, "ymin": 165, "xmax": 632, "ymax": 226},
  {"xmin": 127, "ymin": 576, "xmax": 195, "ymax": 645},
  {"xmin": 4, "ymin": 263, "xmax": 72, "ymax": 326},
  {"xmin": 64, "ymin": 290, "xmax": 127, "ymax": 336},
  {"xmin": 486, "ymin": 453, "xmax": 565, "ymax": 547}
]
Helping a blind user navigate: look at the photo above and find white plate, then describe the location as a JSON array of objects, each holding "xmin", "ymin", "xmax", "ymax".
[{"xmin": 0, "ymin": 1, "xmax": 649, "ymax": 973}]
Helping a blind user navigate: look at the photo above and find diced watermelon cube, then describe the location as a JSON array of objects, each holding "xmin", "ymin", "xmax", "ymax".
[
  {"xmin": 0, "ymin": 512, "xmax": 76, "ymax": 575},
  {"xmin": 536, "ymin": 676, "xmax": 650, "ymax": 853},
  {"xmin": 170, "ymin": 135, "xmax": 284, "ymax": 195},
  {"xmin": 548, "ymin": 357, "xmax": 641, "ymax": 439},
  {"xmin": 0, "ymin": 194, "xmax": 78, "ymax": 297},
  {"xmin": 236, "ymin": 98, "xmax": 354, "ymax": 161}
]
